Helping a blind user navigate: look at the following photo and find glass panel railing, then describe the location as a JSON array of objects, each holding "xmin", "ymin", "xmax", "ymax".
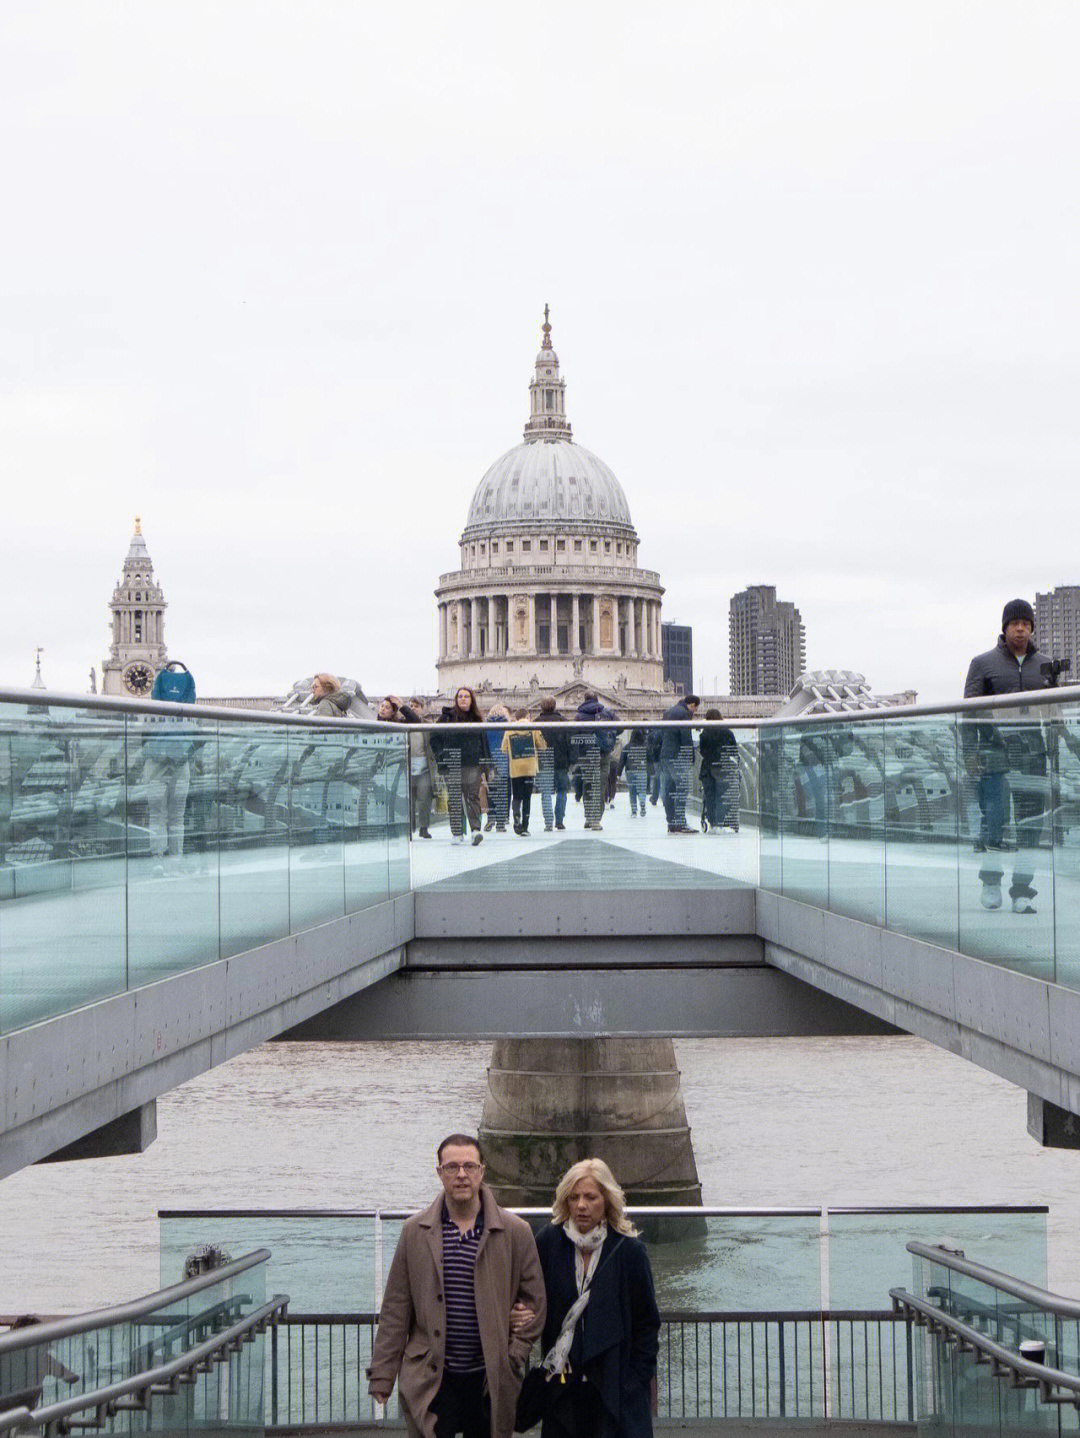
[
  {"xmin": 169, "ymin": 1207, "xmax": 1055, "ymax": 1426},
  {"xmin": 909, "ymin": 1248, "xmax": 1069, "ymax": 1438},
  {"xmin": 6, "ymin": 691, "xmax": 1080, "ymax": 1037},
  {"xmin": 832, "ymin": 1208, "xmax": 1048, "ymax": 1312},
  {"xmin": 830, "ymin": 1209, "xmax": 1046, "ymax": 1429},
  {"xmin": 0, "ymin": 702, "xmax": 129, "ymax": 1031},
  {"xmin": 779, "ymin": 722, "xmax": 831, "ymax": 907},
  {"xmin": 128, "ymin": 706, "xmax": 222, "ymax": 987},
  {"xmin": 958, "ymin": 707, "xmax": 1056, "ymax": 979},
  {"xmin": 218, "ymin": 727, "xmax": 291, "ymax": 960},
  {"xmin": 1053, "ymin": 702, "xmax": 1080, "ymax": 990},
  {"xmin": 826, "ymin": 719, "xmax": 886, "ymax": 926},
  {"xmin": 163, "ymin": 1207, "xmax": 825, "ymax": 1427},
  {"xmin": 0, "ymin": 1252, "xmax": 272, "ymax": 1437},
  {"xmin": 0, "ymin": 696, "xmax": 407, "ymax": 1035},
  {"xmin": 883, "ymin": 716, "xmax": 959, "ymax": 947},
  {"xmin": 761, "ymin": 691, "xmax": 1080, "ymax": 996}
]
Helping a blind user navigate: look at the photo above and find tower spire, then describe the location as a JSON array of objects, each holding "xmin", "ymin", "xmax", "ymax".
[{"xmin": 542, "ymin": 303, "xmax": 552, "ymax": 350}]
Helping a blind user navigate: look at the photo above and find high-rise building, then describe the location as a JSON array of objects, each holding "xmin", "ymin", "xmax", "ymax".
[
  {"xmin": 1035, "ymin": 586, "xmax": 1079, "ymax": 678},
  {"xmin": 729, "ymin": 585, "xmax": 806, "ymax": 697},
  {"xmin": 661, "ymin": 623, "xmax": 693, "ymax": 695},
  {"xmin": 102, "ymin": 519, "xmax": 168, "ymax": 696}
]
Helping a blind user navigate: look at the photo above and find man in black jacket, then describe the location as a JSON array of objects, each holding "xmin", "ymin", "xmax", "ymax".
[
  {"xmin": 660, "ymin": 695, "xmax": 700, "ymax": 833},
  {"xmin": 536, "ymin": 695, "xmax": 571, "ymax": 831},
  {"xmin": 963, "ymin": 599, "xmax": 1050, "ymax": 913}
]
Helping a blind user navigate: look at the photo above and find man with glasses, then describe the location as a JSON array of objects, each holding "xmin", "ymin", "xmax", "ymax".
[{"xmin": 368, "ymin": 1134, "xmax": 545, "ymax": 1438}]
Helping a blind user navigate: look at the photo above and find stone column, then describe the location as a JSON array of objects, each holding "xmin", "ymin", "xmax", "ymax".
[
  {"xmin": 549, "ymin": 594, "xmax": 557, "ymax": 654},
  {"xmin": 457, "ymin": 600, "xmax": 467, "ymax": 658},
  {"xmin": 470, "ymin": 598, "xmax": 479, "ymax": 659},
  {"xmin": 591, "ymin": 594, "xmax": 600, "ymax": 653},
  {"xmin": 480, "ymin": 1038, "xmax": 704, "ymax": 1209},
  {"xmin": 571, "ymin": 594, "xmax": 581, "ymax": 654}
]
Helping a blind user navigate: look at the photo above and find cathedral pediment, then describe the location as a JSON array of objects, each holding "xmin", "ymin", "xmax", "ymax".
[{"xmin": 553, "ymin": 680, "xmax": 620, "ymax": 709}]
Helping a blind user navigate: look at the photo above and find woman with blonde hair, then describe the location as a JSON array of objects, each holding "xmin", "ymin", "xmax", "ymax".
[{"xmin": 524, "ymin": 1158, "xmax": 660, "ymax": 1437}]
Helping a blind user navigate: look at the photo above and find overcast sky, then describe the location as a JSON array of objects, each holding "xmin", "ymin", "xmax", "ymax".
[{"xmin": 2, "ymin": 0, "xmax": 1077, "ymax": 704}]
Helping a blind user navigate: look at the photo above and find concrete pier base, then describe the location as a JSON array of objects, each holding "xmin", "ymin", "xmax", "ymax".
[{"xmin": 478, "ymin": 1037, "xmax": 703, "ymax": 1207}]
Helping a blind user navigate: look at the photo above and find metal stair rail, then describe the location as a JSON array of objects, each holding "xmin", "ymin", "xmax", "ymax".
[
  {"xmin": 0, "ymin": 1249, "xmax": 287, "ymax": 1436},
  {"xmin": 890, "ymin": 1241, "xmax": 1080, "ymax": 1409}
]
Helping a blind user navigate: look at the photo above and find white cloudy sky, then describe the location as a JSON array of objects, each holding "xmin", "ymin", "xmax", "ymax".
[{"xmin": 2, "ymin": 0, "xmax": 1077, "ymax": 703}]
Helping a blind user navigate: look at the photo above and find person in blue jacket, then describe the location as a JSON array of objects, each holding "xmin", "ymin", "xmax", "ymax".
[{"xmin": 528, "ymin": 1158, "xmax": 660, "ymax": 1438}]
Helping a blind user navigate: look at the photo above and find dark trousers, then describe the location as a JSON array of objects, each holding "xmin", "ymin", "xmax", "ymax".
[
  {"xmin": 663, "ymin": 750, "xmax": 692, "ymax": 827},
  {"xmin": 546, "ymin": 1376, "xmax": 618, "ymax": 1438},
  {"xmin": 511, "ymin": 775, "xmax": 534, "ymax": 830},
  {"xmin": 579, "ymin": 753, "xmax": 605, "ymax": 826},
  {"xmin": 432, "ymin": 1368, "xmax": 489, "ymax": 1438},
  {"xmin": 701, "ymin": 768, "xmax": 721, "ymax": 827}
]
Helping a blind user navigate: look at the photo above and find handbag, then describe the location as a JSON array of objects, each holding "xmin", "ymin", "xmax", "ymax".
[{"xmin": 514, "ymin": 1365, "xmax": 550, "ymax": 1433}]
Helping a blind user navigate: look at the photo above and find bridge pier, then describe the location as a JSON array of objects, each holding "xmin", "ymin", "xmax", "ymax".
[{"xmin": 479, "ymin": 1037, "xmax": 703, "ymax": 1206}]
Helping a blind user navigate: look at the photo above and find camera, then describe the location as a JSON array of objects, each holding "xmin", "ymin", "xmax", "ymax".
[{"xmin": 1041, "ymin": 657, "xmax": 1071, "ymax": 687}]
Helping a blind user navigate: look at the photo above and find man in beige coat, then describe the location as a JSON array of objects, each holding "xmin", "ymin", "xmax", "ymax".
[{"xmin": 368, "ymin": 1134, "xmax": 546, "ymax": 1438}]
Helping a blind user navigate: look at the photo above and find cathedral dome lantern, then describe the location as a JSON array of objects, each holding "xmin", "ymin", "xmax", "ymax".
[{"xmin": 436, "ymin": 312, "xmax": 664, "ymax": 699}]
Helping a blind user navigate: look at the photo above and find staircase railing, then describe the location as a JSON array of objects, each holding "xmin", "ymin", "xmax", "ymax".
[
  {"xmin": 890, "ymin": 1240, "xmax": 1080, "ymax": 1411},
  {"xmin": 0, "ymin": 1250, "xmax": 287, "ymax": 1436}
]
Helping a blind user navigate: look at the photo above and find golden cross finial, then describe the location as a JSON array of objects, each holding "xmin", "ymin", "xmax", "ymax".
[
  {"xmin": 134, "ymin": 515, "xmax": 142, "ymax": 535},
  {"xmin": 541, "ymin": 303, "xmax": 552, "ymax": 349}
]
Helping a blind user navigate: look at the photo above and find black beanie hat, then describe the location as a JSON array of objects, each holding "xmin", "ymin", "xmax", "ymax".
[{"xmin": 1002, "ymin": 598, "xmax": 1035, "ymax": 631}]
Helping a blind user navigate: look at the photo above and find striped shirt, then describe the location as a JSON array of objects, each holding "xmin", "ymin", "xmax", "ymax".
[{"xmin": 441, "ymin": 1202, "xmax": 485, "ymax": 1372}]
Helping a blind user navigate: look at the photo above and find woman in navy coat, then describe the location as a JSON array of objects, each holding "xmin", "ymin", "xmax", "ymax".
[{"xmin": 532, "ymin": 1158, "xmax": 660, "ymax": 1438}]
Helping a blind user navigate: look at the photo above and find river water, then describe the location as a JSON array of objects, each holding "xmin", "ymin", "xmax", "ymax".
[{"xmin": 1, "ymin": 1035, "xmax": 1077, "ymax": 1314}]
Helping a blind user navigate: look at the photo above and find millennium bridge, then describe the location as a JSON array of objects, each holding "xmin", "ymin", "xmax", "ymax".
[{"xmin": 2, "ymin": 684, "xmax": 1079, "ymax": 1433}]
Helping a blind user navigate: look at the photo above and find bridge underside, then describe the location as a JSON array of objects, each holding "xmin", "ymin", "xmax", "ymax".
[{"xmin": 5, "ymin": 838, "xmax": 1080, "ymax": 1175}]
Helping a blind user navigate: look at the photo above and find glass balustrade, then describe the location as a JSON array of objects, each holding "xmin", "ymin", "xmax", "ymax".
[
  {"xmin": 3, "ymin": 691, "xmax": 1080, "ymax": 1037},
  {"xmin": 0, "ymin": 1252, "xmax": 270, "ymax": 1436},
  {"xmin": 759, "ymin": 692, "xmax": 1080, "ymax": 990},
  {"xmin": 160, "ymin": 1206, "xmax": 1043, "ymax": 1428},
  {"xmin": 0, "ymin": 698, "xmax": 407, "ymax": 1034},
  {"xmin": 909, "ymin": 1246, "xmax": 1076, "ymax": 1438}
]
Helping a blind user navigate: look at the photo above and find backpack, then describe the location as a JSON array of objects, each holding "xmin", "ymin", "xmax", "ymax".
[
  {"xmin": 146, "ymin": 662, "xmax": 197, "ymax": 761},
  {"xmin": 151, "ymin": 662, "xmax": 196, "ymax": 704}
]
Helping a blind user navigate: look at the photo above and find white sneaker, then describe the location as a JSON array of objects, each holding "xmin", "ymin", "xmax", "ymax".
[
  {"xmin": 1012, "ymin": 895, "xmax": 1037, "ymax": 915},
  {"xmin": 980, "ymin": 882, "xmax": 1002, "ymax": 910}
]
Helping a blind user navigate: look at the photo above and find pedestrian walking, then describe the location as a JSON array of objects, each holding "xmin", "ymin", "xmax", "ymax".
[
  {"xmin": 963, "ymin": 599, "xmax": 1052, "ymax": 913},
  {"xmin": 367, "ymin": 1134, "xmax": 546, "ymax": 1438}
]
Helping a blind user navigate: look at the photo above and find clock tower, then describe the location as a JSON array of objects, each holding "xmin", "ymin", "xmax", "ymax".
[{"xmin": 102, "ymin": 518, "xmax": 169, "ymax": 696}]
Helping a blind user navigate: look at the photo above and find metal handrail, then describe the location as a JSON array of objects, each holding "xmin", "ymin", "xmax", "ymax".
[
  {"xmin": 3, "ymin": 683, "xmax": 1079, "ymax": 729},
  {"xmin": 0, "ymin": 1250, "xmax": 270, "ymax": 1355},
  {"xmin": 0, "ymin": 1294, "xmax": 287, "ymax": 1436},
  {"xmin": 278, "ymin": 1304, "xmax": 903, "ymax": 1324},
  {"xmin": 906, "ymin": 1241, "xmax": 1080, "ymax": 1319},
  {"xmin": 890, "ymin": 1287, "xmax": 1080, "ymax": 1406}
]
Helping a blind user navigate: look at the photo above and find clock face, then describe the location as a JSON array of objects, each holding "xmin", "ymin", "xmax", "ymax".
[{"xmin": 123, "ymin": 662, "xmax": 155, "ymax": 695}]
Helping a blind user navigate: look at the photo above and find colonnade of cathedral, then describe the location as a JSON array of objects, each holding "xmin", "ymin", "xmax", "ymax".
[{"xmin": 437, "ymin": 592, "xmax": 663, "ymax": 662}]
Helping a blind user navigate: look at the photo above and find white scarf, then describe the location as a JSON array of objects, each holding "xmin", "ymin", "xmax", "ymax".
[{"xmin": 541, "ymin": 1221, "xmax": 608, "ymax": 1378}]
